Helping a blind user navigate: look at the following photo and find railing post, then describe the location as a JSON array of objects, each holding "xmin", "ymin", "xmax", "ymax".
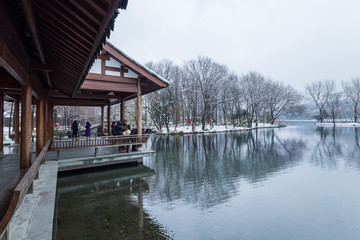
[{"xmin": 27, "ymin": 182, "xmax": 33, "ymax": 194}]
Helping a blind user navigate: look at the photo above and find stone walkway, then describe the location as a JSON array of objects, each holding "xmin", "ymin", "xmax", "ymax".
[{"xmin": 9, "ymin": 161, "xmax": 58, "ymax": 240}]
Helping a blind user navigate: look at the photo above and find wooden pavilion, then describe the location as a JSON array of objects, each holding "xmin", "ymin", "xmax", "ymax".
[{"xmin": 0, "ymin": 1, "xmax": 168, "ymax": 238}]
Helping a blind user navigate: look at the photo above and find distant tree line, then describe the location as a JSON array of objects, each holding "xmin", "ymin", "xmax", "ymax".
[
  {"xmin": 305, "ymin": 78, "xmax": 360, "ymax": 125},
  {"xmin": 144, "ymin": 56, "xmax": 304, "ymax": 132}
]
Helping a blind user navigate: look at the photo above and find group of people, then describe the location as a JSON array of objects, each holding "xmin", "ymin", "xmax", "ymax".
[
  {"xmin": 111, "ymin": 120, "xmax": 131, "ymax": 136},
  {"xmin": 71, "ymin": 120, "xmax": 92, "ymax": 138},
  {"xmin": 71, "ymin": 119, "xmax": 131, "ymax": 138}
]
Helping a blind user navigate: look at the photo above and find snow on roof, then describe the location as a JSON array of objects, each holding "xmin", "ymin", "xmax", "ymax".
[{"xmin": 106, "ymin": 41, "xmax": 170, "ymax": 86}]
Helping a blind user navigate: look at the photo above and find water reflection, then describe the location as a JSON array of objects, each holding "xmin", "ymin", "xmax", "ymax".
[
  {"xmin": 146, "ymin": 130, "xmax": 306, "ymax": 209},
  {"xmin": 55, "ymin": 123, "xmax": 360, "ymax": 240},
  {"xmin": 310, "ymin": 126, "xmax": 360, "ymax": 169},
  {"xmin": 54, "ymin": 166, "xmax": 173, "ymax": 240}
]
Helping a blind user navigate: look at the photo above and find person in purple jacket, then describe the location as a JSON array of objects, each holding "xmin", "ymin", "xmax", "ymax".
[{"xmin": 85, "ymin": 121, "xmax": 91, "ymax": 137}]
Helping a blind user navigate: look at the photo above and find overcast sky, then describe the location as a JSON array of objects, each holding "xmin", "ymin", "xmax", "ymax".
[{"xmin": 110, "ymin": 0, "xmax": 360, "ymax": 91}]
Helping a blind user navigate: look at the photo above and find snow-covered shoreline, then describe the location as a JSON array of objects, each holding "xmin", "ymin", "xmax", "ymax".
[
  {"xmin": 156, "ymin": 123, "xmax": 282, "ymax": 135},
  {"xmin": 316, "ymin": 122, "xmax": 360, "ymax": 127}
]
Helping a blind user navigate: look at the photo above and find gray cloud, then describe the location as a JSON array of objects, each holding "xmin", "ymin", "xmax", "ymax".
[{"xmin": 110, "ymin": 0, "xmax": 360, "ymax": 90}]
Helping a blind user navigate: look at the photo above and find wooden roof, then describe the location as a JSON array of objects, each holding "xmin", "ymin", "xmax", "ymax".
[
  {"xmin": 49, "ymin": 42, "xmax": 169, "ymax": 106},
  {"xmin": 0, "ymin": 0, "xmax": 128, "ymax": 100}
]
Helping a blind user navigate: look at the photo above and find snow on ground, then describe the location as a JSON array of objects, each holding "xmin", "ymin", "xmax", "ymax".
[
  {"xmin": 157, "ymin": 123, "xmax": 278, "ymax": 135},
  {"xmin": 316, "ymin": 122, "xmax": 360, "ymax": 127},
  {"xmin": 3, "ymin": 127, "xmax": 13, "ymax": 146}
]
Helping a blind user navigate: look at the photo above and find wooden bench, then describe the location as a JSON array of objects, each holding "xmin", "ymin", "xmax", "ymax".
[{"xmin": 0, "ymin": 140, "xmax": 51, "ymax": 240}]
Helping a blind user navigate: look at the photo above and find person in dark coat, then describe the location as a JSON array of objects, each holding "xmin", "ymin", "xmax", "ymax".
[
  {"xmin": 71, "ymin": 120, "xmax": 78, "ymax": 138},
  {"xmin": 114, "ymin": 121, "xmax": 123, "ymax": 135},
  {"xmin": 111, "ymin": 122, "xmax": 116, "ymax": 135},
  {"xmin": 122, "ymin": 120, "xmax": 131, "ymax": 136},
  {"xmin": 85, "ymin": 121, "xmax": 91, "ymax": 137}
]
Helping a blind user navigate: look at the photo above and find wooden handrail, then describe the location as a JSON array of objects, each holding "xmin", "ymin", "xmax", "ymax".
[
  {"xmin": 0, "ymin": 140, "xmax": 52, "ymax": 237},
  {"xmin": 51, "ymin": 134, "xmax": 150, "ymax": 151}
]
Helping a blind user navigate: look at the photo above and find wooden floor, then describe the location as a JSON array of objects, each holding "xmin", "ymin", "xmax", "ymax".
[{"xmin": 0, "ymin": 145, "xmax": 34, "ymax": 222}]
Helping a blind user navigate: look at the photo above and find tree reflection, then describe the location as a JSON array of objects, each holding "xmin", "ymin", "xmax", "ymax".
[
  {"xmin": 311, "ymin": 127, "xmax": 360, "ymax": 169},
  {"xmin": 148, "ymin": 130, "xmax": 306, "ymax": 210},
  {"xmin": 55, "ymin": 166, "xmax": 173, "ymax": 240}
]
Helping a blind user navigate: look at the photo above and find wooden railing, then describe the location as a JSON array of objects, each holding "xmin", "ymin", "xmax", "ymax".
[
  {"xmin": 0, "ymin": 140, "xmax": 52, "ymax": 239},
  {"xmin": 51, "ymin": 134, "xmax": 150, "ymax": 150}
]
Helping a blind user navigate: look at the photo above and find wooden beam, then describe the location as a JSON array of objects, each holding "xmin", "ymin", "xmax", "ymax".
[
  {"xmin": 0, "ymin": 41, "xmax": 29, "ymax": 87},
  {"xmin": 37, "ymin": 13, "xmax": 92, "ymax": 52},
  {"xmin": 0, "ymin": 92, "xmax": 3, "ymax": 152},
  {"xmin": 137, "ymin": 79, "xmax": 142, "ymax": 135},
  {"xmin": 54, "ymin": 1, "xmax": 98, "ymax": 35},
  {"xmin": 0, "ymin": 77, "xmax": 22, "ymax": 90},
  {"xmin": 30, "ymin": 61, "xmax": 52, "ymax": 72},
  {"xmin": 50, "ymin": 98, "xmax": 107, "ymax": 107},
  {"xmin": 80, "ymin": 81, "xmax": 138, "ymax": 93},
  {"xmin": 22, "ymin": 0, "xmax": 52, "ymax": 88},
  {"xmin": 37, "ymin": 4, "xmax": 94, "ymax": 47},
  {"xmin": 72, "ymin": 0, "xmax": 123, "ymax": 97},
  {"xmin": 68, "ymin": 1, "xmax": 101, "ymax": 26},
  {"xmin": 41, "ymin": 1, "xmax": 96, "ymax": 39},
  {"xmin": 85, "ymin": 0, "xmax": 106, "ymax": 15},
  {"xmin": 14, "ymin": 100, "xmax": 20, "ymax": 144},
  {"xmin": 31, "ymin": 75, "xmax": 41, "ymax": 100},
  {"xmin": 85, "ymin": 73, "xmax": 138, "ymax": 84},
  {"xmin": 104, "ymin": 43, "xmax": 168, "ymax": 88},
  {"xmin": 48, "ymin": 91, "xmax": 121, "ymax": 99},
  {"xmin": 20, "ymin": 84, "xmax": 32, "ymax": 169},
  {"xmin": 39, "ymin": 25, "xmax": 89, "ymax": 58},
  {"xmin": 0, "ymin": 3, "xmax": 29, "ymax": 87}
]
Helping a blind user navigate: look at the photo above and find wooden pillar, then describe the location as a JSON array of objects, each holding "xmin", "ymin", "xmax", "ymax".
[
  {"xmin": 35, "ymin": 100, "xmax": 43, "ymax": 155},
  {"xmin": 0, "ymin": 92, "xmax": 3, "ymax": 152},
  {"xmin": 49, "ymin": 104, "xmax": 54, "ymax": 139},
  {"xmin": 20, "ymin": 84, "xmax": 32, "ymax": 169},
  {"xmin": 101, "ymin": 106, "xmax": 105, "ymax": 135},
  {"xmin": 44, "ymin": 96, "xmax": 49, "ymax": 141},
  {"xmin": 137, "ymin": 79, "xmax": 142, "ymax": 135},
  {"xmin": 121, "ymin": 99, "xmax": 125, "ymax": 121},
  {"xmin": 107, "ymin": 103, "xmax": 111, "ymax": 135},
  {"xmin": 14, "ymin": 100, "xmax": 20, "ymax": 144},
  {"xmin": 42, "ymin": 94, "xmax": 47, "ymax": 142}
]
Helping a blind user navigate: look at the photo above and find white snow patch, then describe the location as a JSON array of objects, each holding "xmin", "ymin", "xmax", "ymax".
[
  {"xmin": 157, "ymin": 123, "xmax": 278, "ymax": 134},
  {"xmin": 316, "ymin": 122, "xmax": 360, "ymax": 127}
]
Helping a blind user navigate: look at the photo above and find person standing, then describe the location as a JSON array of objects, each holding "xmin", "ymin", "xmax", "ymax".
[
  {"xmin": 122, "ymin": 120, "xmax": 131, "ymax": 136},
  {"xmin": 85, "ymin": 121, "xmax": 91, "ymax": 137},
  {"xmin": 71, "ymin": 120, "xmax": 78, "ymax": 138},
  {"xmin": 111, "ymin": 121, "xmax": 116, "ymax": 135}
]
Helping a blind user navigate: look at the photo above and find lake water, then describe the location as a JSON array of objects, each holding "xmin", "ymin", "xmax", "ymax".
[{"xmin": 54, "ymin": 122, "xmax": 360, "ymax": 240}]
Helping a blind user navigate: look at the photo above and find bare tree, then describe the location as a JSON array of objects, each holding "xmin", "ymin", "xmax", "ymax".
[
  {"xmin": 305, "ymin": 80, "xmax": 335, "ymax": 123},
  {"xmin": 326, "ymin": 92, "xmax": 342, "ymax": 126},
  {"xmin": 265, "ymin": 81, "xmax": 304, "ymax": 124},
  {"xmin": 240, "ymin": 71, "xmax": 267, "ymax": 127},
  {"xmin": 184, "ymin": 56, "xmax": 229, "ymax": 130},
  {"xmin": 342, "ymin": 77, "xmax": 360, "ymax": 122},
  {"xmin": 221, "ymin": 73, "xmax": 239, "ymax": 128},
  {"xmin": 145, "ymin": 60, "xmax": 181, "ymax": 132}
]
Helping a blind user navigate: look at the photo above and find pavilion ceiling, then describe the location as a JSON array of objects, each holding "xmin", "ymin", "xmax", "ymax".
[{"xmin": 0, "ymin": 0, "xmax": 128, "ymax": 100}]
